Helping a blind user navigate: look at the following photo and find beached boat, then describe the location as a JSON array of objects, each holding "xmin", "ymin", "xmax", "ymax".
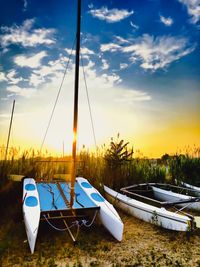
[
  {"xmin": 151, "ymin": 183, "xmax": 200, "ymax": 211},
  {"xmin": 181, "ymin": 182, "xmax": 200, "ymax": 195},
  {"xmin": 22, "ymin": 0, "xmax": 123, "ymax": 253},
  {"xmin": 104, "ymin": 184, "xmax": 200, "ymax": 231}
]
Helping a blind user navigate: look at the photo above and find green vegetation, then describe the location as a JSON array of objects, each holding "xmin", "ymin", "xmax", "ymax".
[{"xmin": 1, "ymin": 138, "xmax": 200, "ymax": 189}]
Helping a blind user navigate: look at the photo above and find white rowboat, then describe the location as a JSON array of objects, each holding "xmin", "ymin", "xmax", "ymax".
[
  {"xmin": 181, "ymin": 182, "xmax": 200, "ymax": 195},
  {"xmin": 152, "ymin": 185, "xmax": 200, "ymax": 211},
  {"xmin": 104, "ymin": 185, "xmax": 195, "ymax": 232}
]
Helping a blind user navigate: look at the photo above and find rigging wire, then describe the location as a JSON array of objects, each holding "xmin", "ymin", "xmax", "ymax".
[
  {"xmin": 40, "ymin": 39, "xmax": 76, "ymax": 154},
  {"xmin": 43, "ymin": 214, "xmax": 79, "ymax": 231},
  {"xmin": 80, "ymin": 54, "xmax": 97, "ymax": 148}
]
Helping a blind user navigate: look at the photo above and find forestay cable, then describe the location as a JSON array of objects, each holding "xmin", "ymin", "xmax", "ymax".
[
  {"xmin": 40, "ymin": 40, "xmax": 76, "ymax": 154},
  {"xmin": 80, "ymin": 54, "xmax": 97, "ymax": 148}
]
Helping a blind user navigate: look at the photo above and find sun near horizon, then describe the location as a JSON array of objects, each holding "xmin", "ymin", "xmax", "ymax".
[{"xmin": 1, "ymin": 101, "xmax": 199, "ymax": 159}]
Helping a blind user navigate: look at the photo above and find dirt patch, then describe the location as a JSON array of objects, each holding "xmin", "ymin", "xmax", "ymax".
[{"xmin": 1, "ymin": 210, "xmax": 200, "ymax": 266}]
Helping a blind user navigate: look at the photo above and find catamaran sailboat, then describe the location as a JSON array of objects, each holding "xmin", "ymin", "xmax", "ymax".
[{"xmin": 22, "ymin": 0, "xmax": 123, "ymax": 254}]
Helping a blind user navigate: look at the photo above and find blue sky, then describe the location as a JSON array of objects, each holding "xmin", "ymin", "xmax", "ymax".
[{"xmin": 0, "ymin": 0, "xmax": 200, "ymax": 157}]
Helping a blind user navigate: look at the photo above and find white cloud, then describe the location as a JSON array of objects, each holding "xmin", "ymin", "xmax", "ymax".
[
  {"xmin": 65, "ymin": 48, "xmax": 76, "ymax": 55},
  {"xmin": 178, "ymin": 0, "xmax": 200, "ymax": 23},
  {"xmin": 1, "ymin": 54, "xmax": 153, "ymax": 153},
  {"xmin": 88, "ymin": 4, "xmax": 93, "ymax": 9},
  {"xmin": 6, "ymin": 70, "xmax": 22, "ymax": 84},
  {"xmin": 0, "ymin": 72, "xmax": 7, "ymax": 82},
  {"xmin": 80, "ymin": 47, "xmax": 95, "ymax": 60},
  {"xmin": 29, "ymin": 73, "xmax": 44, "ymax": 87},
  {"xmin": 6, "ymin": 85, "xmax": 36, "ymax": 98},
  {"xmin": 159, "ymin": 15, "xmax": 173, "ymax": 26},
  {"xmin": 120, "ymin": 63, "xmax": 128, "ymax": 70},
  {"xmin": 0, "ymin": 19, "xmax": 55, "ymax": 48},
  {"xmin": 130, "ymin": 21, "xmax": 139, "ymax": 30},
  {"xmin": 115, "ymin": 36, "xmax": 130, "ymax": 44},
  {"xmin": 102, "ymin": 59, "xmax": 109, "ymax": 70},
  {"xmin": 101, "ymin": 34, "xmax": 195, "ymax": 71},
  {"xmin": 115, "ymin": 89, "xmax": 151, "ymax": 103},
  {"xmin": 23, "ymin": 0, "xmax": 28, "ymax": 11},
  {"xmin": 65, "ymin": 46, "xmax": 97, "ymax": 58},
  {"xmin": 14, "ymin": 51, "xmax": 47, "ymax": 68},
  {"xmin": 101, "ymin": 73, "xmax": 122, "ymax": 84},
  {"xmin": 77, "ymin": 61, "xmax": 150, "ymax": 105},
  {"xmin": 27, "ymin": 55, "xmax": 70, "ymax": 87},
  {"xmin": 89, "ymin": 6, "xmax": 134, "ymax": 23},
  {"xmin": 81, "ymin": 47, "xmax": 95, "ymax": 55},
  {"xmin": 101, "ymin": 43, "xmax": 122, "ymax": 52}
]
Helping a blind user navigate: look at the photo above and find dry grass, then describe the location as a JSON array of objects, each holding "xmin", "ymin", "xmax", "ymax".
[
  {"xmin": 0, "ymin": 182, "xmax": 200, "ymax": 267},
  {"xmin": 1, "ymin": 212, "xmax": 200, "ymax": 267}
]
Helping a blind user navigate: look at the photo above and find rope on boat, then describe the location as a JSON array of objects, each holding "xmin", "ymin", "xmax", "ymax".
[
  {"xmin": 47, "ymin": 184, "xmax": 58, "ymax": 210},
  {"xmin": 173, "ymin": 206, "xmax": 194, "ymax": 219},
  {"xmin": 43, "ymin": 214, "xmax": 79, "ymax": 231},
  {"xmin": 174, "ymin": 202, "xmax": 193, "ymax": 213},
  {"xmin": 41, "ymin": 183, "xmax": 58, "ymax": 210},
  {"xmin": 81, "ymin": 210, "xmax": 98, "ymax": 227},
  {"xmin": 43, "ymin": 209, "xmax": 98, "ymax": 231}
]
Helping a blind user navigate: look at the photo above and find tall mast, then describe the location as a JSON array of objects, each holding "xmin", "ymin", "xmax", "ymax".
[
  {"xmin": 5, "ymin": 99, "xmax": 15, "ymax": 161},
  {"xmin": 70, "ymin": 0, "xmax": 81, "ymax": 206}
]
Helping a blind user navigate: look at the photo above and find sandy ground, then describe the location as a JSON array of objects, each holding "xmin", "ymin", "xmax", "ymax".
[{"xmin": 1, "ymin": 210, "xmax": 200, "ymax": 267}]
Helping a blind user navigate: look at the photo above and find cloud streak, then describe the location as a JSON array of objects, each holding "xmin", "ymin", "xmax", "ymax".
[
  {"xmin": 6, "ymin": 70, "xmax": 23, "ymax": 84},
  {"xmin": 0, "ymin": 72, "xmax": 7, "ymax": 82},
  {"xmin": 130, "ymin": 21, "xmax": 139, "ymax": 30},
  {"xmin": 102, "ymin": 59, "xmax": 109, "ymax": 70},
  {"xmin": 6, "ymin": 85, "xmax": 36, "ymax": 98},
  {"xmin": 159, "ymin": 15, "xmax": 173, "ymax": 26},
  {"xmin": 178, "ymin": 0, "xmax": 200, "ymax": 24},
  {"xmin": 115, "ymin": 89, "xmax": 151, "ymax": 103},
  {"xmin": 101, "ymin": 34, "xmax": 195, "ymax": 71},
  {"xmin": 23, "ymin": 0, "xmax": 28, "ymax": 11},
  {"xmin": 0, "ymin": 19, "xmax": 55, "ymax": 48},
  {"xmin": 14, "ymin": 51, "xmax": 47, "ymax": 68},
  {"xmin": 89, "ymin": 6, "xmax": 134, "ymax": 23}
]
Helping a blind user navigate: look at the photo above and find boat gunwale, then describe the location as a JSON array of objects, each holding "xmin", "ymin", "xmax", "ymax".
[
  {"xmin": 121, "ymin": 183, "xmax": 200, "ymax": 207},
  {"xmin": 121, "ymin": 182, "xmax": 200, "ymax": 194}
]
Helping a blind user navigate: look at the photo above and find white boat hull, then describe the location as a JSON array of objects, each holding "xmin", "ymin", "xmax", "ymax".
[
  {"xmin": 77, "ymin": 177, "xmax": 124, "ymax": 241},
  {"xmin": 182, "ymin": 182, "xmax": 200, "ymax": 195},
  {"xmin": 152, "ymin": 186, "xmax": 200, "ymax": 211},
  {"xmin": 23, "ymin": 178, "xmax": 40, "ymax": 253},
  {"xmin": 104, "ymin": 185, "xmax": 193, "ymax": 232}
]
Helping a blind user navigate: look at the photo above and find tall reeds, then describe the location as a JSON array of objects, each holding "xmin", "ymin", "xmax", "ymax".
[{"xmin": 0, "ymin": 142, "xmax": 200, "ymax": 188}]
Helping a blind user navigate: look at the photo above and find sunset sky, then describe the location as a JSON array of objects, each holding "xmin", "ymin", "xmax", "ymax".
[{"xmin": 0, "ymin": 0, "xmax": 200, "ymax": 158}]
